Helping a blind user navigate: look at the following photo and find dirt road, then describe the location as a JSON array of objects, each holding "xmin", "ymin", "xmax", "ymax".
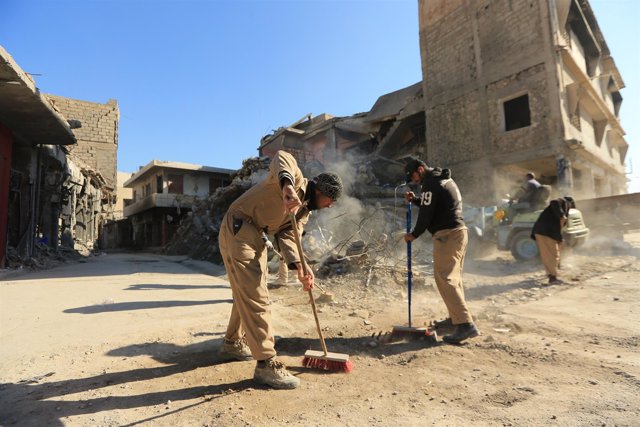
[{"xmin": 1, "ymin": 235, "xmax": 639, "ymax": 426}]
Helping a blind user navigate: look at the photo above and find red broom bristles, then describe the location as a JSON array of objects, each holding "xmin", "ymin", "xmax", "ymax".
[{"xmin": 302, "ymin": 356, "xmax": 353, "ymax": 373}]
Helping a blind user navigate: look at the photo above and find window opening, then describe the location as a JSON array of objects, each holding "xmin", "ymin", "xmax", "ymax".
[{"xmin": 503, "ymin": 94, "xmax": 531, "ymax": 131}]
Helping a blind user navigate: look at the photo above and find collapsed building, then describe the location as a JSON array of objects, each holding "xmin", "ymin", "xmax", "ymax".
[
  {"xmin": 0, "ymin": 46, "xmax": 119, "ymax": 268},
  {"xmin": 259, "ymin": 82, "xmax": 425, "ymax": 191},
  {"xmin": 418, "ymin": 0, "xmax": 628, "ymax": 204},
  {"xmin": 164, "ymin": 86, "xmax": 434, "ymax": 267}
]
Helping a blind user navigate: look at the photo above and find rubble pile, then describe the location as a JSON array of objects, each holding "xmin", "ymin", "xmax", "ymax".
[
  {"xmin": 163, "ymin": 155, "xmax": 430, "ymax": 275},
  {"xmin": 3, "ymin": 243, "xmax": 86, "ymax": 272},
  {"xmin": 163, "ymin": 157, "xmax": 271, "ymax": 263}
]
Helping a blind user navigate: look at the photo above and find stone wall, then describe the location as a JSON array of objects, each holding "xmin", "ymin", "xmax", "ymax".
[
  {"xmin": 46, "ymin": 95, "xmax": 119, "ymax": 189},
  {"xmin": 419, "ymin": 0, "xmax": 560, "ymax": 204}
]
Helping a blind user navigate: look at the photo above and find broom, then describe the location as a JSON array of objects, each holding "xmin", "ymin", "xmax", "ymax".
[
  {"xmin": 390, "ymin": 201, "xmax": 438, "ymax": 342},
  {"xmin": 288, "ymin": 213, "xmax": 352, "ymax": 372}
]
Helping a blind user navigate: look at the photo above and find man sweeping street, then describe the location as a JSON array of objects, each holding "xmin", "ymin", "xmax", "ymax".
[
  {"xmin": 217, "ymin": 150, "xmax": 343, "ymax": 389},
  {"xmin": 403, "ymin": 157, "xmax": 480, "ymax": 344}
]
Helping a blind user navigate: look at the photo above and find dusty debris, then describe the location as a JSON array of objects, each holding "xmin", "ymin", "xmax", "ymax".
[{"xmin": 163, "ymin": 156, "xmax": 270, "ymax": 263}]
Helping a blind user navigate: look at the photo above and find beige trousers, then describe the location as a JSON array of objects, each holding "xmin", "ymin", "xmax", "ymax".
[
  {"xmin": 278, "ymin": 258, "xmax": 290, "ymax": 285},
  {"xmin": 219, "ymin": 212, "xmax": 276, "ymax": 360},
  {"xmin": 432, "ymin": 227, "xmax": 473, "ymax": 325},
  {"xmin": 534, "ymin": 234, "xmax": 561, "ymax": 277}
]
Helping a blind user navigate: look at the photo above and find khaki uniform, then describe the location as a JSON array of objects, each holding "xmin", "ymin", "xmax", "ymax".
[
  {"xmin": 534, "ymin": 233, "xmax": 562, "ymax": 277},
  {"xmin": 432, "ymin": 227, "xmax": 472, "ymax": 324},
  {"xmin": 219, "ymin": 151, "xmax": 309, "ymax": 360}
]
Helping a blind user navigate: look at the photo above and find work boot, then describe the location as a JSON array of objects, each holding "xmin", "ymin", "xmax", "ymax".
[
  {"xmin": 218, "ymin": 336, "xmax": 253, "ymax": 361},
  {"xmin": 253, "ymin": 357, "xmax": 300, "ymax": 389},
  {"xmin": 442, "ymin": 322, "xmax": 480, "ymax": 344},
  {"xmin": 432, "ymin": 317, "xmax": 453, "ymax": 330},
  {"xmin": 548, "ymin": 275, "xmax": 563, "ymax": 285}
]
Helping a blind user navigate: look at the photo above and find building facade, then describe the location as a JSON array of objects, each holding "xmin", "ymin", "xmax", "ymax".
[
  {"xmin": 0, "ymin": 47, "xmax": 118, "ymax": 266},
  {"xmin": 123, "ymin": 161, "xmax": 234, "ymax": 248},
  {"xmin": 418, "ymin": 0, "xmax": 628, "ymax": 204}
]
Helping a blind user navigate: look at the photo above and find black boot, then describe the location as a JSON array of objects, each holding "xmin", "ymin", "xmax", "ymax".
[
  {"xmin": 431, "ymin": 317, "xmax": 453, "ymax": 330},
  {"xmin": 548, "ymin": 275, "xmax": 562, "ymax": 285},
  {"xmin": 443, "ymin": 323, "xmax": 480, "ymax": 344}
]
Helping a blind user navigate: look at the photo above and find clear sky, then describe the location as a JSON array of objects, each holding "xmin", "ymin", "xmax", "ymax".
[{"xmin": 1, "ymin": 0, "xmax": 638, "ymax": 192}]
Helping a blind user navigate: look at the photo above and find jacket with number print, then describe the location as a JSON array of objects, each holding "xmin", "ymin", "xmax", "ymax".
[{"xmin": 410, "ymin": 167, "xmax": 465, "ymax": 238}]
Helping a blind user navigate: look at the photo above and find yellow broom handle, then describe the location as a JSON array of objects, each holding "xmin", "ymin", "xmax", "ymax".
[{"xmin": 289, "ymin": 213, "xmax": 329, "ymax": 356}]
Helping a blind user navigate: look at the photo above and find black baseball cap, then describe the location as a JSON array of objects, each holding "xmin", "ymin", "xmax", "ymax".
[{"xmin": 404, "ymin": 157, "xmax": 427, "ymax": 179}]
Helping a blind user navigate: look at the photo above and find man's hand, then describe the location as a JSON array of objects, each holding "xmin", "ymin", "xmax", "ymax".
[
  {"xmin": 404, "ymin": 233, "xmax": 416, "ymax": 243},
  {"xmin": 295, "ymin": 262, "xmax": 314, "ymax": 291},
  {"xmin": 282, "ymin": 183, "xmax": 302, "ymax": 214},
  {"xmin": 404, "ymin": 191, "xmax": 415, "ymax": 203}
]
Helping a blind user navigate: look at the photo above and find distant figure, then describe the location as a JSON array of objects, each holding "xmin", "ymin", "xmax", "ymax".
[
  {"xmin": 531, "ymin": 196, "xmax": 575, "ymax": 285},
  {"xmin": 509, "ymin": 172, "xmax": 548, "ymax": 218},
  {"xmin": 403, "ymin": 156, "xmax": 480, "ymax": 344}
]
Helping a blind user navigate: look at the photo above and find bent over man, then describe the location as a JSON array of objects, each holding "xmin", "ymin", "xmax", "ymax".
[
  {"xmin": 404, "ymin": 157, "xmax": 480, "ymax": 344},
  {"xmin": 531, "ymin": 196, "xmax": 574, "ymax": 285},
  {"xmin": 218, "ymin": 150, "xmax": 343, "ymax": 389}
]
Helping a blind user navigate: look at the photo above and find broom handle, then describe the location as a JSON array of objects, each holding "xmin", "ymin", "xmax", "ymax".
[
  {"xmin": 407, "ymin": 201, "xmax": 412, "ymax": 328},
  {"xmin": 289, "ymin": 213, "xmax": 329, "ymax": 356}
]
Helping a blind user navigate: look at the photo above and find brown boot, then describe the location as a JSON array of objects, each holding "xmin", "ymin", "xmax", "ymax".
[
  {"xmin": 218, "ymin": 336, "xmax": 253, "ymax": 361},
  {"xmin": 253, "ymin": 357, "xmax": 300, "ymax": 389}
]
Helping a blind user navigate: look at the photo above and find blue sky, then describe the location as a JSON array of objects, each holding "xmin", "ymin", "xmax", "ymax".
[{"xmin": 1, "ymin": 0, "xmax": 638, "ymax": 192}]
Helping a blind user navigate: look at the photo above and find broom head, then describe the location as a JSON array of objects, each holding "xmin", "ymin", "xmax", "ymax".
[{"xmin": 302, "ymin": 350, "xmax": 353, "ymax": 373}]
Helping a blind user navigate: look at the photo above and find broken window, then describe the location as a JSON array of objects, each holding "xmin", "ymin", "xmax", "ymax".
[
  {"xmin": 503, "ymin": 94, "xmax": 531, "ymax": 131},
  {"xmin": 168, "ymin": 174, "xmax": 183, "ymax": 194},
  {"xmin": 156, "ymin": 175, "xmax": 163, "ymax": 194}
]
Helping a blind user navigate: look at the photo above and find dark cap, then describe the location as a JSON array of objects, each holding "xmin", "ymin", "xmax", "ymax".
[
  {"xmin": 404, "ymin": 157, "xmax": 427, "ymax": 179},
  {"xmin": 314, "ymin": 172, "xmax": 343, "ymax": 201},
  {"xmin": 563, "ymin": 196, "xmax": 576, "ymax": 209}
]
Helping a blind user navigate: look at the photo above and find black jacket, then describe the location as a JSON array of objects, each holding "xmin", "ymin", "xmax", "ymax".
[
  {"xmin": 411, "ymin": 168, "xmax": 465, "ymax": 238},
  {"xmin": 531, "ymin": 198, "xmax": 569, "ymax": 242}
]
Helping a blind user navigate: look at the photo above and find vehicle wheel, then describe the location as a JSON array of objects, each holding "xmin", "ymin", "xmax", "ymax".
[{"xmin": 510, "ymin": 230, "xmax": 539, "ymax": 261}]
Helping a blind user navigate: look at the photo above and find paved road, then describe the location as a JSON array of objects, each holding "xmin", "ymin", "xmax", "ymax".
[{"xmin": 0, "ymin": 252, "xmax": 232, "ymax": 380}]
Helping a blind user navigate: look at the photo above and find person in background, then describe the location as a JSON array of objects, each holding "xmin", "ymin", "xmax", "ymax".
[
  {"xmin": 218, "ymin": 150, "xmax": 343, "ymax": 389},
  {"xmin": 403, "ymin": 157, "xmax": 480, "ymax": 344},
  {"xmin": 508, "ymin": 172, "xmax": 542, "ymax": 218},
  {"xmin": 531, "ymin": 196, "xmax": 575, "ymax": 285}
]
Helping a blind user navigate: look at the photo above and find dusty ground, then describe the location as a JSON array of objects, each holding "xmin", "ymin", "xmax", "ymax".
[{"xmin": 1, "ymin": 233, "xmax": 639, "ymax": 427}]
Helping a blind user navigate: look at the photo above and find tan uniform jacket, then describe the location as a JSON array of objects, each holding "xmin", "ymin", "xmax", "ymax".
[{"xmin": 227, "ymin": 150, "xmax": 309, "ymax": 267}]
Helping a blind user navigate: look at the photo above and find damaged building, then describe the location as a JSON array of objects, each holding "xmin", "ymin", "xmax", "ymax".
[
  {"xmin": 123, "ymin": 161, "xmax": 234, "ymax": 248},
  {"xmin": 259, "ymin": 82, "xmax": 426, "ymax": 191},
  {"xmin": 0, "ymin": 46, "xmax": 119, "ymax": 268},
  {"xmin": 418, "ymin": 0, "xmax": 628, "ymax": 203}
]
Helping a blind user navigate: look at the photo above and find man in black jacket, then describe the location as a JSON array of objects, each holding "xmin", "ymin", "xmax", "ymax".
[
  {"xmin": 531, "ymin": 197, "xmax": 574, "ymax": 284},
  {"xmin": 404, "ymin": 157, "xmax": 479, "ymax": 344}
]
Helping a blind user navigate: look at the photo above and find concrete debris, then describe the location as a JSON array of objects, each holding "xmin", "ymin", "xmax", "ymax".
[{"xmin": 163, "ymin": 157, "xmax": 270, "ymax": 263}]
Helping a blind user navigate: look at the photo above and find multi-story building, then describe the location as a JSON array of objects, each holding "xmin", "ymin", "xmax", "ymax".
[
  {"xmin": 1, "ymin": 46, "xmax": 116, "ymax": 265},
  {"xmin": 419, "ymin": 0, "xmax": 628, "ymax": 203},
  {"xmin": 123, "ymin": 160, "xmax": 234, "ymax": 247}
]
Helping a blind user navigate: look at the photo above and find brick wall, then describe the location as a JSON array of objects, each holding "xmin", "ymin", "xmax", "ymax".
[
  {"xmin": 427, "ymin": 91, "xmax": 483, "ymax": 165},
  {"xmin": 487, "ymin": 63, "xmax": 552, "ymax": 153},
  {"xmin": 419, "ymin": 0, "xmax": 558, "ymax": 203},
  {"xmin": 46, "ymin": 95, "xmax": 119, "ymax": 189}
]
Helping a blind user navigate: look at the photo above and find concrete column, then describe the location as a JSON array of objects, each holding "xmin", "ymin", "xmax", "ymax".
[
  {"xmin": 556, "ymin": 155, "xmax": 573, "ymax": 194},
  {"xmin": 0, "ymin": 123, "xmax": 12, "ymax": 268}
]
